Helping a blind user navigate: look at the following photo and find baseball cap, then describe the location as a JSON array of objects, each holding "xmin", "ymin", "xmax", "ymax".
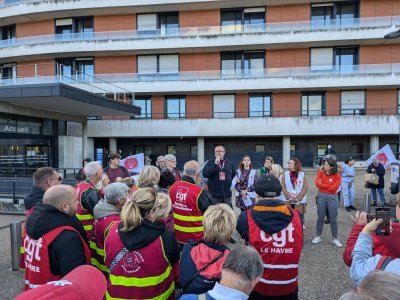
[
  {"xmin": 253, "ymin": 174, "xmax": 282, "ymax": 198},
  {"xmin": 15, "ymin": 265, "xmax": 106, "ymax": 300}
]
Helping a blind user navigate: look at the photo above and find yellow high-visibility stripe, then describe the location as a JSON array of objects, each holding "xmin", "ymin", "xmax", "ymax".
[
  {"xmin": 83, "ymin": 224, "xmax": 93, "ymax": 231},
  {"xmin": 106, "ymin": 281, "xmax": 175, "ymax": 300},
  {"xmin": 174, "ymin": 224, "xmax": 203, "ymax": 233},
  {"xmin": 76, "ymin": 213, "xmax": 93, "ymax": 221},
  {"xmin": 173, "ymin": 213, "xmax": 203, "ymax": 222},
  {"xmin": 109, "ymin": 265, "xmax": 172, "ymax": 287},
  {"xmin": 20, "ymin": 246, "xmax": 24, "ymax": 254},
  {"xmin": 89, "ymin": 241, "xmax": 105, "ymax": 256},
  {"xmin": 91, "ymin": 257, "xmax": 108, "ymax": 272}
]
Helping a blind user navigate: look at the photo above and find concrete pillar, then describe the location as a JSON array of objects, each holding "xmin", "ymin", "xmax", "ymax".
[
  {"xmin": 370, "ymin": 135, "xmax": 379, "ymax": 155},
  {"xmin": 82, "ymin": 123, "xmax": 95, "ymax": 160},
  {"xmin": 197, "ymin": 137, "xmax": 205, "ymax": 164},
  {"xmin": 282, "ymin": 136, "xmax": 291, "ymax": 167},
  {"xmin": 109, "ymin": 138, "xmax": 117, "ymax": 153}
]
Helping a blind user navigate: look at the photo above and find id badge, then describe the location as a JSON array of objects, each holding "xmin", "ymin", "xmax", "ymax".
[{"xmin": 219, "ymin": 172, "xmax": 225, "ymax": 180}]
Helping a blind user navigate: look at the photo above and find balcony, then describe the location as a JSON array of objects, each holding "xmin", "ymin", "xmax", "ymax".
[
  {"xmin": 0, "ymin": 16, "xmax": 398, "ymax": 60},
  {"xmin": 1, "ymin": 63, "xmax": 400, "ymax": 93}
]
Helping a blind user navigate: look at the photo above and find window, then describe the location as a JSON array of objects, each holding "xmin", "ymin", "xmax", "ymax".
[
  {"xmin": 317, "ymin": 143, "xmax": 328, "ymax": 161},
  {"xmin": 290, "ymin": 144, "xmax": 296, "ymax": 157},
  {"xmin": 311, "ymin": 48, "xmax": 333, "ymax": 71},
  {"xmin": 302, "ymin": 92, "xmax": 325, "ymax": 116},
  {"xmin": 341, "ymin": 90, "xmax": 365, "ymax": 115},
  {"xmin": 190, "ymin": 145, "xmax": 198, "ymax": 159},
  {"xmin": 249, "ymin": 94, "xmax": 271, "ymax": 117},
  {"xmin": 137, "ymin": 54, "xmax": 179, "ymax": 79},
  {"xmin": 134, "ymin": 97, "xmax": 152, "ymax": 119},
  {"xmin": 55, "ymin": 17, "xmax": 93, "ymax": 36},
  {"xmin": 213, "ymin": 95, "xmax": 235, "ymax": 118},
  {"xmin": 137, "ymin": 12, "xmax": 179, "ymax": 36},
  {"xmin": 135, "ymin": 145, "xmax": 152, "ymax": 156},
  {"xmin": 335, "ymin": 47, "xmax": 358, "ymax": 73},
  {"xmin": 0, "ymin": 63, "xmax": 16, "ymax": 80},
  {"xmin": 311, "ymin": 2, "xmax": 359, "ymax": 27},
  {"xmin": 56, "ymin": 58, "xmax": 94, "ymax": 82},
  {"xmin": 75, "ymin": 58, "xmax": 94, "ymax": 80},
  {"xmin": 166, "ymin": 96, "xmax": 185, "ymax": 119},
  {"xmin": 1, "ymin": 24, "xmax": 16, "ymax": 40},
  {"xmin": 221, "ymin": 7, "xmax": 265, "ymax": 33},
  {"xmin": 221, "ymin": 51, "xmax": 265, "ymax": 78},
  {"xmin": 352, "ymin": 143, "xmax": 364, "ymax": 160},
  {"xmin": 255, "ymin": 144, "xmax": 265, "ymax": 153},
  {"xmin": 167, "ymin": 145, "xmax": 176, "ymax": 155}
]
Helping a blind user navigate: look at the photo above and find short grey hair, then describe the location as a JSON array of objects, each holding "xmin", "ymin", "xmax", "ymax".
[
  {"xmin": 105, "ymin": 182, "xmax": 129, "ymax": 205},
  {"xmin": 184, "ymin": 160, "xmax": 201, "ymax": 177},
  {"xmin": 84, "ymin": 161, "xmax": 102, "ymax": 178},
  {"xmin": 164, "ymin": 154, "xmax": 176, "ymax": 162},
  {"xmin": 223, "ymin": 245, "xmax": 263, "ymax": 283}
]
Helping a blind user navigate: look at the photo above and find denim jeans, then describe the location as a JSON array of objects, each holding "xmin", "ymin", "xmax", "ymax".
[{"xmin": 371, "ymin": 187, "xmax": 385, "ymax": 204}]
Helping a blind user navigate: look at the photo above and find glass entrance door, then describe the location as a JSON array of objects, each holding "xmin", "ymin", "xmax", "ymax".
[{"xmin": 25, "ymin": 145, "xmax": 49, "ymax": 171}]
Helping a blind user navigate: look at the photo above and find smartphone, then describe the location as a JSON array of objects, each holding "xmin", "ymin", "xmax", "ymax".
[{"xmin": 375, "ymin": 207, "xmax": 391, "ymax": 236}]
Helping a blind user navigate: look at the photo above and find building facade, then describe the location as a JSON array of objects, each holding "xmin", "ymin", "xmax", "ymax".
[{"xmin": 1, "ymin": 0, "xmax": 399, "ymax": 168}]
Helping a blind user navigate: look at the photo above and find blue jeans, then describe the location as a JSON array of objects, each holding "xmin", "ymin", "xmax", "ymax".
[{"xmin": 371, "ymin": 187, "xmax": 385, "ymax": 204}]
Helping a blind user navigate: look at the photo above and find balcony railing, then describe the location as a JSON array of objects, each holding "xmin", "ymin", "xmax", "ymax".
[{"xmin": 0, "ymin": 15, "xmax": 398, "ymax": 49}]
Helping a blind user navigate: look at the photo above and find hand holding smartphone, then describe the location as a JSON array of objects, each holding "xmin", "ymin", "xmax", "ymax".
[{"xmin": 375, "ymin": 207, "xmax": 391, "ymax": 236}]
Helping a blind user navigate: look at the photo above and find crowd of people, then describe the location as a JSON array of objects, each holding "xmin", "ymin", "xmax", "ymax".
[{"xmin": 17, "ymin": 146, "xmax": 400, "ymax": 300}]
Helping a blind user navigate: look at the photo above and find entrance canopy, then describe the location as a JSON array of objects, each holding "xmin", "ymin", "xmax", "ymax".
[{"xmin": 0, "ymin": 83, "xmax": 140, "ymax": 120}]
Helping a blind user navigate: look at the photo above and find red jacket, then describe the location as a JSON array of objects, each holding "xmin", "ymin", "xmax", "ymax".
[
  {"xmin": 315, "ymin": 170, "xmax": 341, "ymax": 194},
  {"xmin": 343, "ymin": 222, "xmax": 400, "ymax": 267}
]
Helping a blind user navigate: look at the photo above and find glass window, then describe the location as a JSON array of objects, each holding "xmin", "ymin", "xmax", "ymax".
[
  {"xmin": 221, "ymin": 52, "xmax": 242, "ymax": 77},
  {"xmin": 255, "ymin": 144, "xmax": 265, "ymax": 153},
  {"xmin": 302, "ymin": 93, "xmax": 325, "ymax": 116},
  {"xmin": 311, "ymin": 5, "xmax": 333, "ymax": 27},
  {"xmin": 159, "ymin": 13, "xmax": 179, "ymax": 36},
  {"xmin": 222, "ymin": 51, "xmax": 265, "ymax": 78},
  {"xmin": 290, "ymin": 144, "xmax": 296, "ymax": 157},
  {"xmin": 167, "ymin": 145, "xmax": 176, "ymax": 155},
  {"xmin": 244, "ymin": 8, "xmax": 265, "ymax": 32},
  {"xmin": 75, "ymin": 59, "xmax": 94, "ymax": 81},
  {"xmin": 244, "ymin": 52, "xmax": 264, "ymax": 77},
  {"xmin": 249, "ymin": 94, "xmax": 271, "ymax": 117},
  {"xmin": 1, "ymin": 24, "xmax": 16, "ymax": 40},
  {"xmin": 335, "ymin": 47, "xmax": 358, "ymax": 73},
  {"xmin": 75, "ymin": 17, "xmax": 94, "ymax": 38},
  {"xmin": 311, "ymin": 2, "xmax": 358, "ymax": 27},
  {"xmin": 134, "ymin": 97, "xmax": 152, "ymax": 119},
  {"xmin": 221, "ymin": 9, "xmax": 242, "ymax": 33},
  {"xmin": 0, "ymin": 63, "xmax": 16, "ymax": 80},
  {"xmin": 190, "ymin": 145, "xmax": 198, "ymax": 158},
  {"xmin": 213, "ymin": 95, "xmax": 235, "ymax": 118},
  {"xmin": 166, "ymin": 96, "xmax": 186, "ymax": 119},
  {"xmin": 222, "ymin": 8, "xmax": 265, "ymax": 33},
  {"xmin": 341, "ymin": 90, "xmax": 365, "ymax": 115},
  {"xmin": 135, "ymin": 145, "xmax": 152, "ymax": 156},
  {"xmin": 336, "ymin": 2, "xmax": 358, "ymax": 25}
]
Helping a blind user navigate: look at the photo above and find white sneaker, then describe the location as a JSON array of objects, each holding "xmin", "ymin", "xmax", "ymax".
[
  {"xmin": 332, "ymin": 239, "xmax": 342, "ymax": 248},
  {"xmin": 312, "ymin": 236, "xmax": 322, "ymax": 244}
]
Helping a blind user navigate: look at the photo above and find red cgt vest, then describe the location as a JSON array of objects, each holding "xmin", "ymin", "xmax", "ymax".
[
  {"xmin": 90, "ymin": 214, "xmax": 121, "ymax": 276},
  {"xmin": 169, "ymin": 180, "xmax": 204, "ymax": 244},
  {"xmin": 247, "ymin": 208, "xmax": 303, "ymax": 297},
  {"xmin": 104, "ymin": 221, "xmax": 175, "ymax": 300},
  {"xmin": 23, "ymin": 225, "xmax": 90, "ymax": 290},
  {"xmin": 76, "ymin": 180, "xmax": 98, "ymax": 241}
]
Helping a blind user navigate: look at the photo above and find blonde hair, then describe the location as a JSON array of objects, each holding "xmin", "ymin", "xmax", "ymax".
[
  {"xmin": 203, "ymin": 204, "xmax": 236, "ymax": 245},
  {"xmin": 120, "ymin": 188, "xmax": 157, "ymax": 232},
  {"xmin": 270, "ymin": 164, "xmax": 283, "ymax": 179},
  {"xmin": 138, "ymin": 165, "xmax": 161, "ymax": 187},
  {"xmin": 154, "ymin": 193, "xmax": 172, "ymax": 220}
]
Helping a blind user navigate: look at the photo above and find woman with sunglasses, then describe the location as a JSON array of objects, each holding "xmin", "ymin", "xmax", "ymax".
[{"xmin": 104, "ymin": 188, "xmax": 180, "ymax": 300}]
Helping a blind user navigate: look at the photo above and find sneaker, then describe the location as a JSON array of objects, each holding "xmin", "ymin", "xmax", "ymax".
[
  {"xmin": 312, "ymin": 236, "xmax": 322, "ymax": 244},
  {"xmin": 332, "ymin": 239, "xmax": 343, "ymax": 248},
  {"xmin": 371, "ymin": 203, "xmax": 377, "ymax": 207},
  {"xmin": 349, "ymin": 205, "xmax": 357, "ymax": 211},
  {"xmin": 302, "ymin": 224, "xmax": 306, "ymax": 230},
  {"xmin": 324, "ymin": 217, "xmax": 330, "ymax": 224},
  {"xmin": 345, "ymin": 206, "xmax": 351, "ymax": 212}
]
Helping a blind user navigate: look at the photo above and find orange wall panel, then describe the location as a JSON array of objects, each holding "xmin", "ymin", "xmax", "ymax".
[
  {"xmin": 360, "ymin": 0, "xmax": 400, "ymax": 17},
  {"xmin": 95, "ymin": 56, "xmax": 136, "ymax": 74},
  {"xmin": 180, "ymin": 10, "xmax": 220, "ymax": 27},
  {"xmin": 235, "ymin": 94, "xmax": 248, "ymax": 118},
  {"xmin": 267, "ymin": 4, "xmax": 310, "ymax": 23},
  {"xmin": 17, "ymin": 59, "xmax": 55, "ymax": 77},
  {"xmin": 267, "ymin": 48, "xmax": 309, "ymax": 68},
  {"xmin": 186, "ymin": 95, "xmax": 212, "ymax": 119},
  {"xmin": 152, "ymin": 96, "xmax": 164, "ymax": 119},
  {"xmin": 366, "ymin": 89, "xmax": 397, "ymax": 115},
  {"xmin": 325, "ymin": 91, "xmax": 340, "ymax": 116},
  {"xmin": 94, "ymin": 15, "xmax": 136, "ymax": 32},
  {"xmin": 272, "ymin": 92, "xmax": 300, "ymax": 117},
  {"xmin": 180, "ymin": 53, "xmax": 220, "ymax": 72},
  {"xmin": 17, "ymin": 20, "xmax": 54, "ymax": 38},
  {"xmin": 360, "ymin": 45, "xmax": 400, "ymax": 64}
]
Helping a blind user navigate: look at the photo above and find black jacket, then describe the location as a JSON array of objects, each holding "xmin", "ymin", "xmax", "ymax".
[
  {"xmin": 24, "ymin": 186, "xmax": 45, "ymax": 210},
  {"xmin": 202, "ymin": 159, "xmax": 236, "ymax": 198},
  {"xmin": 181, "ymin": 176, "xmax": 217, "ymax": 213},
  {"xmin": 26, "ymin": 204, "xmax": 88, "ymax": 277},
  {"xmin": 81, "ymin": 180, "xmax": 102, "ymax": 214},
  {"xmin": 237, "ymin": 199, "xmax": 301, "ymax": 242},
  {"xmin": 367, "ymin": 163, "xmax": 385, "ymax": 188},
  {"xmin": 118, "ymin": 219, "xmax": 180, "ymax": 267}
]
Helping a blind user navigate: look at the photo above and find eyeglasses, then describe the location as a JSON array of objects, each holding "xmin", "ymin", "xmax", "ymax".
[{"xmin": 49, "ymin": 176, "xmax": 62, "ymax": 182}]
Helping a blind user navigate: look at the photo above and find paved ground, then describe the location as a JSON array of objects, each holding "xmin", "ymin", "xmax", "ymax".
[{"xmin": 0, "ymin": 170, "xmax": 394, "ymax": 299}]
